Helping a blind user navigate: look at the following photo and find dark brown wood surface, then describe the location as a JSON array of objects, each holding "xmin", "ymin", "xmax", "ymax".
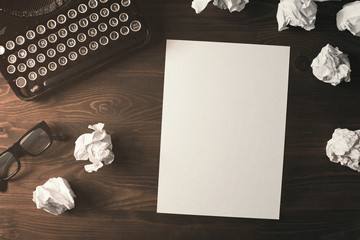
[{"xmin": 1, "ymin": 0, "xmax": 360, "ymax": 239}]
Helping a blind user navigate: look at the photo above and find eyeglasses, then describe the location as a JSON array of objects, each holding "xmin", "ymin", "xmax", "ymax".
[{"xmin": 0, "ymin": 121, "xmax": 53, "ymax": 182}]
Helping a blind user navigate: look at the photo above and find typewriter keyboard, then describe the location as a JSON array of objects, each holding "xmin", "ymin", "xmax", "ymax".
[{"xmin": 0, "ymin": 0, "xmax": 150, "ymax": 100}]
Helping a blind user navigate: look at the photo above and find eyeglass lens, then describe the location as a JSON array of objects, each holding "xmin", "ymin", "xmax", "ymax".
[
  {"xmin": 0, "ymin": 152, "xmax": 18, "ymax": 180},
  {"xmin": 20, "ymin": 128, "xmax": 51, "ymax": 155}
]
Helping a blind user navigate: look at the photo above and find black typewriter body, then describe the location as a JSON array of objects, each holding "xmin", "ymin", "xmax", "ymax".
[{"xmin": 0, "ymin": 0, "xmax": 151, "ymax": 100}]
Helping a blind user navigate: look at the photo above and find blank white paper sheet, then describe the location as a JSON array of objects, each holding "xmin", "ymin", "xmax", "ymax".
[{"xmin": 157, "ymin": 39, "xmax": 290, "ymax": 220}]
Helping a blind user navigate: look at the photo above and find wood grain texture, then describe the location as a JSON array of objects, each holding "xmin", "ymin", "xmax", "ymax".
[{"xmin": 1, "ymin": 0, "xmax": 360, "ymax": 239}]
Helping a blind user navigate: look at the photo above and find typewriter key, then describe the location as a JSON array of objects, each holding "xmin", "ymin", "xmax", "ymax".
[
  {"xmin": 0, "ymin": 46, "xmax": 4, "ymax": 55},
  {"xmin": 48, "ymin": 34, "xmax": 57, "ymax": 43},
  {"xmin": 88, "ymin": 0, "xmax": 98, "ymax": 9},
  {"xmin": 89, "ymin": 41, "xmax": 98, "ymax": 50},
  {"xmin": 47, "ymin": 48, "xmax": 56, "ymax": 58},
  {"xmin": 18, "ymin": 49, "xmax": 27, "ymax": 59},
  {"xmin": 26, "ymin": 30, "xmax": 36, "ymax": 40},
  {"xmin": 79, "ymin": 18, "xmax": 89, "ymax": 28},
  {"xmin": 7, "ymin": 65, "xmax": 16, "ymax": 74},
  {"xmin": 36, "ymin": 25, "xmax": 46, "ymax": 34},
  {"xmin": 100, "ymin": 0, "xmax": 108, "ymax": 3},
  {"xmin": 68, "ymin": 9, "xmax": 77, "ymax": 19},
  {"xmin": 88, "ymin": 28, "xmax": 97, "ymax": 37},
  {"xmin": 68, "ymin": 51, "xmax": 78, "ymax": 61},
  {"xmin": 100, "ymin": 8, "xmax": 109, "ymax": 17},
  {"xmin": 58, "ymin": 28, "xmax": 68, "ymax": 38},
  {"xmin": 17, "ymin": 63, "xmax": 26, "ymax": 72},
  {"xmin": 6, "ymin": 40, "xmax": 15, "ymax": 50},
  {"xmin": 98, "ymin": 23, "xmax": 107, "ymax": 32},
  {"xmin": 57, "ymin": 14, "xmax": 67, "ymax": 24},
  {"xmin": 47, "ymin": 20, "xmax": 57, "ymax": 29},
  {"xmin": 67, "ymin": 38, "xmax": 76, "ymax": 48},
  {"xmin": 38, "ymin": 39, "xmax": 48, "ymax": 48},
  {"xmin": 79, "ymin": 46, "xmax": 88, "ymax": 55},
  {"xmin": 120, "ymin": 26, "xmax": 129, "ymax": 35},
  {"xmin": 130, "ymin": 20, "xmax": 141, "ymax": 32},
  {"xmin": 57, "ymin": 43, "xmax": 66, "ymax": 53},
  {"xmin": 48, "ymin": 62, "xmax": 57, "ymax": 71},
  {"xmin": 109, "ymin": 17, "xmax": 118, "ymax": 27},
  {"xmin": 8, "ymin": 55, "xmax": 17, "ymax": 64},
  {"xmin": 28, "ymin": 44, "xmax": 37, "ymax": 53},
  {"xmin": 38, "ymin": 67, "xmax": 47, "ymax": 76},
  {"xmin": 121, "ymin": 0, "xmax": 131, "ymax": 7},
  {"xmin": 78, "ymin": 4, "xmax": 88, "ymax": 13},
  {"xmin": 119, "ymin": 13, "xmax": 128, "ymax": 22},
  {"xmin": 16, "ymin": 36, "xmax": 25, "ymax": 45},
  {"xmin": 109, "ymin": 31, "xmax": 119, "ymax": 40},
  {"xmin": 16, "ymin": 77, "xmax": 27, "ymax": 88},
  {"xmin": 58, "ymin": 56, "xmax": 68, "ymax": 66},
  {"xmin": 77, "ymin": 33, "xmax": 87, "ymax": 42},
  {"xmin": 110, "ymin": 3, "xmax": 120, "ymax": 12},
  {"xmin": 26, "ymin": 59, "xmax": 36, "ymax": 68},
  {"xmin": 28, "ymin": 71, "xmax": 37, "ymax": 81},
  {"xmin": 36, "ymin": 53, "xmax": 46, "ymax": 63},
  {"xmin": 90, "ymin": 13, "xmax": 99, "ymax": 23},
  {"xmin": 69, "ymin": 23, "xmax": 78, "ymax": 33},
  {"xmin": 99, "ymin": 36, "xmax": 109, "ymax": 46}
]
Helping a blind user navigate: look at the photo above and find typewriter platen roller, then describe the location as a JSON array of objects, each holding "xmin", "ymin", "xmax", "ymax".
[{"xmin": 0, "ymin": 0, "xmax": 151, "ymax": 100}]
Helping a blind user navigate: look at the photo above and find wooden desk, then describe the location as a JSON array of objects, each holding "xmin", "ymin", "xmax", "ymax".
[{"xmin": 1, "ymin": 0, "xmax": 360, "ymax": 239}]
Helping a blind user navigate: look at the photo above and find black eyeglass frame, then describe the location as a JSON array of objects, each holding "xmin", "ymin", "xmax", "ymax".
[{"xmin": 0, "ymin": 121, "xmax": 53, "ymax": 181}]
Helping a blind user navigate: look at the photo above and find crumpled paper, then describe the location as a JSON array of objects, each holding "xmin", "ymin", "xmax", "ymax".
[
  {"xmin": 326, "ymin": 128, "xmax": 360, "ymax": 172},
  {"xmin": 311, "ymin": 44, "xmax": 351, "ymax": 86},
  {"xmin": 276, "ymin": 0, "xmax": 317, "ymax": 31},
  {"xmin": 191, "ymin": 0, "xmax": 249, "ymax": 14},
  {"xmin": 336, "ymin": 1, "xmax": 360, "ymax": 37},
  {"xmin": 74, "ymin": 123, "xmax": 114, "ymax": 173},
  {"xmin": 32, "ymin": 177, "xmax": 76, "ymax": 215}
]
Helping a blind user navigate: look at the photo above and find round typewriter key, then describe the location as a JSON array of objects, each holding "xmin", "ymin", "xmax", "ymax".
[
  {"xmin": 121, "ymin": 0, "xmax": 130, "ymax": 7},
  {"xmin": 47, "ymin": 19, "xmax": 57, "ymax": 29},
  {"xmin": 38, "ymin": 66, "xmax": 47, "ymax": 76},
  {"xmin": 99, "ymin": 36, "xmax": 109, "ymax": 46},
  {"xmin": 79, "ymin": 46, "xmax": 88, "ymax": 55},
  {"xmin": 26, "ymin": 59, "xmax": 35, "ymax": 68},
  {"xmin": 26, "ymin": 30, "xmax": 36, "ymax": 40},
  {"xmin": 100, "ymin": 0, "xmax": 108, "ymax": 3},
  {"xmin": 6, "ymin": 40, "xmax": 15, "ymax": 50},
  {"xmin": 68, "ymin": 51, "xmax": 78, "ymax": 61},
  {"xmin": 28, "ymin": 71, "xmax": 37, "ymax": 81},
  {"xmin": 100, "ymin": 8, "xmax": 109, "ymax": 17},
  {"xmin": 36, "ymin": 25, "xmax": 46, "ymax": 34},
  {"xmin": 119, "ymin": 13, "xmax": 128, "ymax": 22},
  {"xmin": 109, "ymin": 31, "xmax": 119, "ymax": 40},
  {"xmin": 88, "ymin": 28, "xmax": 97, "ymax": 37},
  {"xmin": 110, "ymin": 3, "xmax": 120, "ymax": 12},
  {"xmin": 18, "ymin": 49, "xmax": 27, "ymax": 59},
  {"xmin": 58, "ymin": 28, "xmax": 68, "ymax": 38},
  {"xmin": 17, "ymin": 63, "xmax": 26, "ymax": 72},
  {"xmin": 109, "ymin": 17, "xmax": 118, "ymax": 27},
  {"xmin": 36, "ymin": 53, "xmax": 46, "ymax": 63},
  {"xmin": 98, "ymin": 23, "xmax": 107, "ymax": 32},
  {"xmin": 58, "ymin": 56, "xmax": 68, "ymax": 66},
  {"xmin": 47, "ymin": 48, "xmax": 56, "ymax": 58},
  {"xmin": 89, "ymin": 41, "xmax": 98, "ymax": 50},
  {"xmin": 16, "ymin": 77, "xmax": 27, "ymax": 88},
  {"xmin": 48, "ymin": 62, "xmax": 57, "ymax": 71},
  {"xmin": 79, "ymin": 18, "xmax": 89, "ymax": 28},
  {"xmin": 28, "ymin": 44, "xmax": 37, "ymax": 53},
  {"xmin": 16, "ymin": 36, "xmax": 25, "ymax": 45},
  {"xmin": 7, "ymin": 65, "xmax": 16, "ymax": 74},
  {"xmin": 57, "ymin": 43, "xmax": 66, "ymax": 53},
  {"xmin": 89, "ymin": 13, "xmax": 99, "ymax": 23},
  {"xmin": 0, "ymin": 46, "xmax": 4, "ymax": 55},
  {"xmin": 130, "ymin": 20, "xmax": 141, "ymax": 32},
  {"xmin": 68, "ymin": 9, "xmax": 77, "ymax": 19},
  {"xmin": 78, "ymin": 4, "xmax": 88, "ymax": 13},
  {"xmin": 48, "ymin": 34, "xmax": 57, "ymax": 43},
  {"xmin": 69, "ymin": 23, "xmax": 78, "ymax": 33},
  {"xmin": 8, "ymin": 54, "xmax": 17, "ymax": 64},
  {"xmin": 67, "ymin": 38, "xmax": 76, "ymax": 48},
  {"xmin": 77, "ymin": 33, "xmax": 87, "ymax": 42},
  {"xmin": 57, "ymin": 14, "xmax": 67, "ymax": 24},
  {"xmin": 88, "ymin": 0, "xmax": 98, "ymax": 8},
  {"xmin": 120, "ymin": 26, "xmax": 129, "ymax": 35},
  {"xmin": 38, "ymin": 39, "xmax": 48, "ymax": 48}
]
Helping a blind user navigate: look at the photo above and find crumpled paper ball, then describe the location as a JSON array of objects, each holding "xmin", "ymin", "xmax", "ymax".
[
  {"xmin": 326, "ymin": 128, "xmax": 360, "ymax": 172},
  {"xmin": 74, "ymin": 123, "xmax": 114, "ymax": 173},
  {"xmin": 33, "ymin": 177, "xmax": 76, "ymax": 215},
  {"xmin": 191, "ymin": 0, "xmax": 249, "ymax": 14},
  {"xmin": 276, "ymin": 0, "xmax": 317, "ymax": 31},
  {"xmin": 336, "ymin": 1, "xmax": 360, "ymax": 37},
  {"xmin": 311, "ymin": 44, "xmax": 351, "ymax": 86}
]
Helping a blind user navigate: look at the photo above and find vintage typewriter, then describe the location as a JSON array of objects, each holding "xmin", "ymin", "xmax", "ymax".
[{"xmin": 0, "ymin": 0, "xmax": 151, "ymax": 100}]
